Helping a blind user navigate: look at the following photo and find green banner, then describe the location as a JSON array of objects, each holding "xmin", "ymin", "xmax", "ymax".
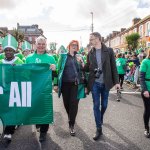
[{"xmin": 0, "ymin": 64, "xmax": 53, "ymax": 125}]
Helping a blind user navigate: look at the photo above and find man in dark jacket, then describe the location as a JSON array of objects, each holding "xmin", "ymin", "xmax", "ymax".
[{"xmin": 83, "ymin": 32, "xmax": 120, "ymax": 141}]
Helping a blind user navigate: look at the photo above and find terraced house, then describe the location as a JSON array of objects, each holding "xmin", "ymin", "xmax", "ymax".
[{"xmin": 104, "ymin": 15, "xmax": 150, "ymax": 52}]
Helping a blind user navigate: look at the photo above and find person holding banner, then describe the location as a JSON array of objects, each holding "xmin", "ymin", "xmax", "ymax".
[
  {"xmin": 56, "ymin": 40, "xmax": 86, "ymax": 136},
  {"xmin": 26, "ymin": 36, "xmax": 56, "ymax": 142},
  {"xmin": 0, "ymin": 34, "xmax": 23, "ymax": 143}
]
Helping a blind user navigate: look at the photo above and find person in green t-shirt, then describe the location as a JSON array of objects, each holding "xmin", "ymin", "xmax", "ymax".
[
  {"xmin": 0, "ymin": 34, "xmax": 23, "ymax": 144},
  {"xmin": 140, "ymin": 48, "xmax": 150, "ymax": 138},
  {"xmin": 116, "ymin": 53, "xmax": 126, "ymax": 90},
  {"xmin": 0, "ymin": 39, "xmax": 3, "ymax": 54},
  {"xmin": 26, "ymin": 36, "xmax": 56, "ymax": 142},
  {"xmin": 0, "ymin": 38, "xmax": 5, "ymax": 60},
  {"xmin": 21, "ymin": 40, "xmax": 32, "ymax": 63}
]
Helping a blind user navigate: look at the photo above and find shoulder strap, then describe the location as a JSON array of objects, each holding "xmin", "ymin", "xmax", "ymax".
[{"xmin": 71, "ymin": 57, "xmax": 79, "ymax": 84}]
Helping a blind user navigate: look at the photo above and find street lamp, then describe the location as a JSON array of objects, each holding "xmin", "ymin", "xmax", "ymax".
[{"xmin": 90, "ymin": 12, "xmax": 94, "ymax": 33}]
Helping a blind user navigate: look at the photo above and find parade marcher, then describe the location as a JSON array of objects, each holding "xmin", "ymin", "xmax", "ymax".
[
  {"xmin": 0, "ymin": 34, "xmax": 23, "ymax": 143},
  {"xmin": 0, "ymin": 37, "xmax": 3, "ymax": 53},
  {"xmin": 83, "ymin": 32, "xmax": 119, "ymax": 140},
  {"xmin": 25, "ymin": 36, "xmax": 56, "ymax": 142},
  {"xmin": 128, "ymin": 54, "xmax": 140, "ymax": 88},
  {"xmin": 21, "ymin": 40, "xmax": 31, "ymax": 62},
  {"xmin": 140, "ymin": 48, "xmax": 150, "ymax": 138},
  {"xmin": 0, "ymin": 37, "xmax": 5, "ymax": 60},
  {"xmin": 56, "ymin": 40, "xmax": 86, "ymax": 136},
  {"xmin": 116, "ymin": 53, "xmax": 126, "ymax": 90}
]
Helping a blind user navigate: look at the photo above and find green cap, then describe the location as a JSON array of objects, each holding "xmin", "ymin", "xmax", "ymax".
[
  {"xmin": 2, "ymin": 34, "xmax": 18, "ymax": 51},
  {"xmin": 0, "ymin": 37, "xmax": 3, "ymax": 45},
  {"xmin": 22, "ymin": 41, "xmax": 31, "ymax": 51},
  {"xmin": 58, "ymin": 45, "xmax": 67, "ymax": 54}
]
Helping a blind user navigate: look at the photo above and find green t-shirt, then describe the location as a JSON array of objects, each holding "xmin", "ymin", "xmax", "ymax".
[
  {"xmin": 140, "ymin": 58, "xmax": 150, "ymax": 91},
  {"xmin": 116, "ymin": 58, "xmax": 126, "ymax": 74},
  {"xmin": 0, "ymin": 57, "xmax": 24, "ymax": 64},
  {"xmin": 0, "ymin": 53, "xmax": 5, "ymax": 60},
  {"xmin": 52, "ymin": 54, "xmax": 59, "ymax": 63},
  {"xmin": 15, "ymin": 52, "xmax": 24, "ymax": 60},
  {"xmin": 25, "ymin": 52, "xmax": 56, "ymax": 65}
]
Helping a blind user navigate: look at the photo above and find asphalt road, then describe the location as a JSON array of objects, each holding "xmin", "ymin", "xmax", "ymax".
[{"xmin": 0, "ymin": 85, "xmax": 150, "ymax": 150}]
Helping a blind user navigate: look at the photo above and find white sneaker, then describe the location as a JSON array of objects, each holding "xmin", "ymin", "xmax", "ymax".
[
  {"xmin": 3, "ymin": 134, "xmax": 12, "ymax": 141},
  {"xmin": 144, "ymin": 130, "xmax": 150, "ymax": 138}
]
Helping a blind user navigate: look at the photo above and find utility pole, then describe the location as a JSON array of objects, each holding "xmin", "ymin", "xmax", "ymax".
[{"xmin": 91, "ymin": 12, "xmax": 94, "ymax": 33}]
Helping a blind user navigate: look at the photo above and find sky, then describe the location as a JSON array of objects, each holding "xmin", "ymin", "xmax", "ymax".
[{"xmin": 0, "ymin": 0, "xmax": 150, "ymax": 49}]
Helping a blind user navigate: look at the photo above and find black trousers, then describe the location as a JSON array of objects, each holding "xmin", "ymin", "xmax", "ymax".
[
  {"xmin": 4, "ymin": 124, "xmax": 49, "ymax": 134},
  {"xmin": 61, "ymin": 82, "xmax": 79, "ymax": 127},
  {"xmin": 141, "ymin": 92, "xmax": 150, "ymax": 130},
  {"xmin": 4, "ymin": 126, "xmax": 16, "ymax": 134},
  {"xmin": 119, "ymin": 74, "xmax": 124, "ymax": 87},
  {"xmin": 36, "ymin": 124, "xmax": 49, "ymax": 133}
]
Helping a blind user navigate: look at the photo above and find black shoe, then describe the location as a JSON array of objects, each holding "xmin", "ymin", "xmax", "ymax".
[
  {"xmin": 93, "ymin": 127, "xmax": 102, "ymax": 141},
  {"xmin": 144, "ymin": 129, "xmax": 150, "ymax": 138},
  {"xmin": 39, "ymin": 132, "xmax": 47, "ymax": 142},
  {"xmin": 69, "ymin": 126, "xmax": 75, "ymax": 136},
  {"xmin": 3, "ymin": 134, "xmax": 12, "ymax": 147},
  {"xmin": 36, "ymin": 125, "xmax": 40, "ymax": 132},
  {"xmin": 120, "ymin": 87, "xmax": 124, "ymax": 91},
  {"xmin": 117, "ymin": 99, "xmax": 120, "ymax": 102}
]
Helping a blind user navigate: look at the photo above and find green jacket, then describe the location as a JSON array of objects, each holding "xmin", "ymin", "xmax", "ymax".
[{"xmin": 57, "ymin": 53, "xmax": 86, "ymax": 99}]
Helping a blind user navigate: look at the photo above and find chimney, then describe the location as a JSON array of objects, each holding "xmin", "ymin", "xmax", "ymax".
[
  {"xmin": 109, "ymin": 33, "xmax": 112, "ymax": 38},
  {"xmin": 121, "ymin": 28, "xmax": 126, "ymax": 32},
  {"xmin": 33, "ymin": 24, "xmax": 39, "ymax": 28},
  {"xmin": 17, "ymin": 23, "xmax": 19, "ymax": 29},
  {"xmin": 112, "ymin": 31, "xmax": 118, "ymax": 37},
  {"xmin": 132, "ymin": 18, "xmax": 141, "ymax": 25}
]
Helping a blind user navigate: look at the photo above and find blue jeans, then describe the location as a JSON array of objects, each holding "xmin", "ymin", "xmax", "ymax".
[{"xmin": 91, "ymin": 82, "xmax": 109, "ymax": 128}]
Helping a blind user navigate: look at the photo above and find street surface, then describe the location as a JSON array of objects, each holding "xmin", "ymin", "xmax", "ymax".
[{"xmin": 0, "ymin": 85, "xmax": 150, "ymax": 150}]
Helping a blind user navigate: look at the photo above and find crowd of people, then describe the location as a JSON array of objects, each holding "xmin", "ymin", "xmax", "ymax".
[{"xmin": 0, "ymin": 32, "xmax": 150, "ymax": 146}]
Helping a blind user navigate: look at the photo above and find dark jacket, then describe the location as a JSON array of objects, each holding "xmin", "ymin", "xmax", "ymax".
[{"xmin": 83, "ymin": 43, "xmax": 119, "ymax": 91}]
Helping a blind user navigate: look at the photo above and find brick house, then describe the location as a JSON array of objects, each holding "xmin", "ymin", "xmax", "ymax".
[
  {"xmin": 17, "ymin": 23, "xmax": 46, "ymax": 50},
  {"xmin": 104, "ymin": 15, "xmax": 150, "ymax": 52}
]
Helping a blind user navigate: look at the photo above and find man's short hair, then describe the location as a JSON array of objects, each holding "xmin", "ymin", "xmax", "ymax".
[
  {"xmin": 90, "ymin": 32, "xmax": 101, "ymax": 41},
  {"xmin": 36, "ymin": 36, "xmax": 46, "ymax": 44}
]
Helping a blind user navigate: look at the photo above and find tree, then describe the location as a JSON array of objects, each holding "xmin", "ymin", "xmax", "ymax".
[
  {"xmin": 125, "ymin": 33, "xmax": 140, "ymax": 51},
  {"xmin": 12, "ymin": 28, "xmax": 24, "ymax": 49},
  {"xmin": 0, "ymin": 30, "xmax": 7, "ymax": 37}
]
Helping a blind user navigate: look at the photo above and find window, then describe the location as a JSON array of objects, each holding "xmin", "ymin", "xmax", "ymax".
[
  {"xmin": 145, "ymin": 22, "xmax": 150, "ymax": 36},
  {"xmin": 139, "ymin": 25, "xmax": 143, "ymax": 37},
  {"xmin": 133, "ymin": 28, "xmax": 137, "ymax": 33},
  {"xmin": 29, "ymin": 37, "xmax": 32, "ymax": 42},
  {"xmin": 27, "ymin": 28, "xmax": 36, "ymax": 32},
  {"xmin": 147, "ymin": 42, "xmax": 150, "ymax": 47}
]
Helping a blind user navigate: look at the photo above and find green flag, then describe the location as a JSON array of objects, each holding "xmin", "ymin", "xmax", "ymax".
[{"xmin": 0, "ymin": 64, "xmax": 53, "ymax": 125}]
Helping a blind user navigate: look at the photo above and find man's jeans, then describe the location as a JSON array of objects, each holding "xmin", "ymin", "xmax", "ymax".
[{"xmin": 91, "ymin": 82, "xmax": 109, "ymax": 128}]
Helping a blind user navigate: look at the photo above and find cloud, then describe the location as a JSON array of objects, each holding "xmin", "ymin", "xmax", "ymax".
[
  {"xmin": 0, "ymin": 0, "xmax": 150, "ymax": 47},
  {"xmin": 0, "ymin": 0, "xmax": 18, "ymax": 9},
  {"xmin": 137, "ymin": 0, "xmax": 150, "ymax": 8}
]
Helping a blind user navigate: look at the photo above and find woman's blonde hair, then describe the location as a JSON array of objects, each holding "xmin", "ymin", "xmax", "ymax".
[{"xmin": 146, "ymin": 48, "xmax": 150, "ymax": 58}]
